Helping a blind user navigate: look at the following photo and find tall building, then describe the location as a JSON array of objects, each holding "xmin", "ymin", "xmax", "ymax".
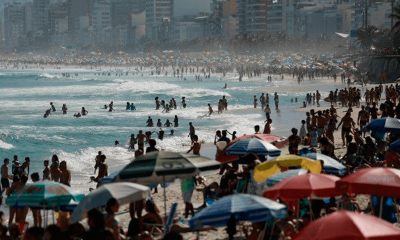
[
  {"xmin": 237, "ymin": 0, "xmax": 268, "ymax": 35},
  {"xmin": 132, "ymin": 0, "xmax": 146, "ymax": 14},
  {"xmin": 33, "ymin": 0, "xmax": 50, "ymax": 43},
  {"xmin": 4, "ymin": 2, "xmax": 25, "ymax": 47},
  {"xmin": 145, "ymin": 0, "xmax": 174, "ymax": 40},
  {"xmin": 67, "ymin": 0, "xmax": 95, "ymax": 42}
]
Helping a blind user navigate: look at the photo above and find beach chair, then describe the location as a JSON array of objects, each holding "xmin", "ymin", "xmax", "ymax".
[{"xmin": 144, "ymin": 202, "xmax": 178, "ymax": 236}]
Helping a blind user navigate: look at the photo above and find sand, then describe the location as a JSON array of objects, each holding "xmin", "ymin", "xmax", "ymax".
[{"xmin": 110, "ymin": 78, "xmax": 381, "ymax": 240}]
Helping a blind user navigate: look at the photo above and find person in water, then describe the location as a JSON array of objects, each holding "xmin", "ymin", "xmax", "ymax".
[
  {"xmin": 74, "ymin": 112, "xmax": 81, "ymax": 118},
  {"xmin": 62, "ymin": 104, "xmax": 68, "ymax": 114},
  {"xmin": 50, "ymin": 102, "xmax": 56, "ymax": 112},
  {"xmin": 130, "ymin": 103, "xmax": 136, "ymax": 111},
  {"xmin": 44, "ymin": 109, "xmax": 51, "ymax": 118},
  {"xmin": 174, "ymin": 115, "xmax": 179, "ymax": 127},
  {"xmin": 81, "ymin": 107, "xmax": 88, "ymax": 116}
]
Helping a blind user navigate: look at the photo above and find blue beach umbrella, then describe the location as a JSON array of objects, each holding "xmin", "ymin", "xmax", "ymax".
[
  {"xmin": 303, "ymin": 153, "xmax": 347, "ymax": 176},
  {"xmin": 189, "ymin": 194, "xmax": 287, "ymax": 229},
  {"xmin": 6, "ymin": 181, "xmax": 84, "ymax": 208},
  {"xmin": 225, "ymin": 138, "xmax": 281, "ymax": 158},
  {"xmin": 266, "ymin": 169, "xmax": 308, "ymax": 187},
  {"xmin": 389, "ymin": 140, "xmax": 400, "ymax": 152},
  {"xmin": 366, "ymin": 117, "xmax": 400, "ymax": 133}
]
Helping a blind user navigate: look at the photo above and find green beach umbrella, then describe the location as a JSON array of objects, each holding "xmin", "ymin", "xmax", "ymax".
[
  {"xmin": 112, "ymin": 151, "xmax": 220, "ymax": 186},
  {"xmin": 6, "ymin": 180, "xmax": 84, "ymax": 208},
  {"xmin": 112, "ymin": 151, "xmax": 220, "ymax": 220}
]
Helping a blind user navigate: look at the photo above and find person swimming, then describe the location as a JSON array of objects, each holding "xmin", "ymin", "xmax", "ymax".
[
  {"xmin": 44, "ymin": 108, "xmax": 51, "ymax": 118},
  {"xmin": 74, "ymin": 112, "xmax": 81, "ymax": 118}
]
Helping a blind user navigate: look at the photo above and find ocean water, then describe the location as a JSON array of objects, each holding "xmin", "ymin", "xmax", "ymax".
[{"xmin": 0, "ymin": 68, "xmax": 340, "ymax": 193}]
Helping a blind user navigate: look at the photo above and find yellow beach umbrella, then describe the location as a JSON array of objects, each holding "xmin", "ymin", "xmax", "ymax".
[{"xmin": 254, "ymin": 155, "xmax": 322, "ymax": 183}]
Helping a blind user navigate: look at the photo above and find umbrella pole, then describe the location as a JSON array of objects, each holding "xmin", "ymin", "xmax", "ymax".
[
  {"xmin": 308, "ymin": 197, "xmax": 314, "ymax": 221},
  {"xmin": 379, "ymin": 196, "xmax": 384, "ymax": 219},
  {"xmin": 163, "ymin": 175, "xmax": 167, "ymax": 223},
  {"xmin": 268, "ymin": 220, "xmax": 275, "ymax": 240}
]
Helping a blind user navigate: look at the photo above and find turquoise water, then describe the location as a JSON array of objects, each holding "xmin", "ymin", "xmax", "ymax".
[{"xmin": 0, "ymin": 68, "xmax": 337, "ymax": 192}]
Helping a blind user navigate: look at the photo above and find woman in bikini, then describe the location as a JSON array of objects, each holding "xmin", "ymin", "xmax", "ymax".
[{"xmin": 336, "ymin": 112, "xmax": 355, "ymax": 147}]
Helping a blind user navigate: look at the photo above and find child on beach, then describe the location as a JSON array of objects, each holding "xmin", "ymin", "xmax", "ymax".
[
  {"xmin": 263, "ymin": 119, "xmax": 272, "ymax": 134},
  {"xmin": 299, "ymin": 120, "xmax": 307, "ymax": 140},
  {"xmin": 42, "ymin": 160, "xmax": 50, "ymax": 180}
]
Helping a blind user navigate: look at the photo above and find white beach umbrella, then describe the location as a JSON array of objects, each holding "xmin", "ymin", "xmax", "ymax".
[{"xmin": 70, "ymin": 182, "xmax": 150, "ymax": 223}]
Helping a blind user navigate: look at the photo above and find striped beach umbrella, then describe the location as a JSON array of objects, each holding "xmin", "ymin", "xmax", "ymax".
[
  {"xmin": 303, "ymin": 153, "xmax": 347, "ymax": 176},
  {"xmin": 112, "ymin": 151, "xmax": 220, "ymax": 186},
  {"xmin": 189, "ymin": 194, "xmax": 287, "ymax": 229},
  {"xmin": 266, "ymin": 169, "xmax": 308, "ymax": 187},
  {"xmin": 225, "ymin": 138, "xmax": 281, "ymax": 158},
  {"xmin": 6, "ymin": 181, "xmax": 84, "ymax": 208}
]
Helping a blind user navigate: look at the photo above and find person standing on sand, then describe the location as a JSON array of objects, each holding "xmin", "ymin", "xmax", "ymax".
[
  {"xmin": 50, "ymin": 155, "xmax": 59, "ymax": 181},
  {"xmin": 181, "ymin": 176, "xmax": 196, "ymax": 218},
  {"xmin": 263, "ymin": 119, "xmax": 272, "ymax": 134},
  {"xmin": 208, "ymin": 104, "xmax": 214, "ymax": 116},
  {"xmin": 188, "ymin": 122, "xmax": 195, "ymax": 143},
  {"xmin": 1, "ymin": 158, "xmax": 12, "ymax": 195},
  {"xmin": 43, "ymin": 160, "xmax": 50, "ymax": 180},
  {"xmin": 358, "ymin": 105, "xmax": 369, "ymax": 137},
  {"xmin": 60, "ymin": 161, "xmax": 71, "ymax": 187},
  {"xmin": 92, "ymin": 154, "xmax": 108, "ymax": 188},
  {"xmin": 137, "ymin": 130, "xmax": 146, "ymax": 151},
  {"xmin": 187, "ymin": 135, "xmax": 201, "ymax": 155},
  {"xmin": 288, "ymin": 128, "xmax": 301, "ymax": 155}
]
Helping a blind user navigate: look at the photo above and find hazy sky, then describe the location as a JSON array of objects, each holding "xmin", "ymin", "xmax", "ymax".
[{"xmin": 174, "ymin": 0, "xmax": 211, "ymax": 18}]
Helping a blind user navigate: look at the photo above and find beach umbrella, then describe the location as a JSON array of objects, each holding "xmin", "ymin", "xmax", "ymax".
[
  {"xmin": 389, "ymin": 139, "xmax": 400, "ymax": 152},
  {"xmin": 189, "ymin": 194, "xmax": 287, "ymax": 229},
  {"xmin": 232, "ymin": 134, "xmax": 288, "ymax": 149},
  {"xmin": 112, "ymin": 151, "xmax": 220, "ymax": 219},
  {"xmin": 112, "ymin": 151, "xmax": 220, "ymax": 186},
  {"xmin": 254, "ymin": 155, "xmax": 322, "ymax": 183},
  {"xmin": 217, "ymin": 134, "xmax": 287, "ymax": 164},
  {"xmin": 70, "ymin": 182, "xmax": 150, "ymax": 223},
  {"xmin": 225, "ymin": 138, "xmax": 281, "ymax": 158},
  {"xmin": 302, "ymin": 153, "xmax": 347, "ymax": 176},
  {"xmin": 366, "ymin": 117, "xmax": 400, "ymax": 133},
  {"xmin": 264, "ymin": 173, "xmax": 343, "ymax": 200},
  {"xmin": 6, "ymin": 181, "xmax": 84, "ymax": 207},
  {"xmin": 292, "ymin": 211, "xmax": 400, "ymax": 240},
  {"xmin": 336, "ymin": 167, "xmax": 400, "ymax": 198},
  {"xmin": 266, "ymin": 169, "xmax": 308, "ymax": 187}
]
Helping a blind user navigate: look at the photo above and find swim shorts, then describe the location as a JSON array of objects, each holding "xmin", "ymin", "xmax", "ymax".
[
  {"xmin": 1, "ymin": 178, "xmax": 9, "ymax": 188},
  {"xmin": 182, "ymin": 190, "xmax": 194, "ymax": 204}
]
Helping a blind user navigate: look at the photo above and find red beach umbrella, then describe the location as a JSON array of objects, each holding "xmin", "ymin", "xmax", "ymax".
[
  {"xmin": 264, "ymin": 173, "xmax": 344, "ymax": 200},
  {"xmin": 336, "ymin": 167, "xmax": 400, "ymax": 198},
  {"xmin": 292, "ymin": 211, "xmax": 400, "ymax": 240},
  {"xmin": 233, "ymin": 134, "xmax": 288, "ymax": 148}
]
